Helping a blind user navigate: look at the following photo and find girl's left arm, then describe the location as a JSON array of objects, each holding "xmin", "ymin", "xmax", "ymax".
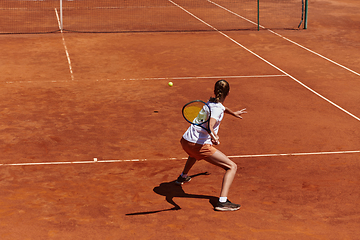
[{"xmin": 225, "ymin": 107, "xmax": 247, "ymax": 119}]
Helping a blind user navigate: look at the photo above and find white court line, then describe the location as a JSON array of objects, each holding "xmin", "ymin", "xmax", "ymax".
[
  {"xmin": 1, "ymin": 150, "xmax": 359, "ymax": 167},
  {"xmin": 207, "ymin": 0, "xmax": 260, "ymax": 27},
  {"xmin": 208, "ymin": 0, "xmax": 360, "ymax": 78},
  {"xmin": 169, "ymin": 0, "xmax": 360, "ymax": 122},
  {"xmin": 0, "ymin": 159, "xmax": 146, "ymax": 167},
  {"xmin": 228, "ymin": 150, "xmax": 360, "ymax": 158},
  {"xmin": 55, "ymin": 8, "xmax": 75, "ymax": 81},
  {"xmin": 4, "ymin": 74, "xmax": 286, "ymax": 84},
  {"xmin": 123, "ymin": 74, "xmax": 287, "ymax": 81},
  {"xmin": 268, "ymin": 30, "xmax": 360, "ymax": 77}
]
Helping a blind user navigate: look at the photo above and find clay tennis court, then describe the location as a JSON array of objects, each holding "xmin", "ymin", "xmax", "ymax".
[{"xmin": 1, "ymin": 0, "xmax": 360, "ymax": 239}]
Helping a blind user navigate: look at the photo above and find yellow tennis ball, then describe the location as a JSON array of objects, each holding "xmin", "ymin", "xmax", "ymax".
[{"xmin": 168, "ymin": 82, "xmax": 173, "ymax": 87}]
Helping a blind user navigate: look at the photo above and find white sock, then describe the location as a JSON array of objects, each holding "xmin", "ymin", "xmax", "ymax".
[
  {"xmin": 181, "ymin": 173, "xmax": 188, "ymax": 178},
  {"xmin": 219, "ymin": 197, "xmax": 227, "ymax": 203}
]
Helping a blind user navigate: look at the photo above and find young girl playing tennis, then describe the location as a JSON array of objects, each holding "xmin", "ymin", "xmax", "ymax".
[{"xmin": 176, "ymin": 79, "xmax": 247, "ymax": 211}]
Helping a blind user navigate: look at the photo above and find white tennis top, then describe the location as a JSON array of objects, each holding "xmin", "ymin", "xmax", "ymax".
[{"xmin": 183, "ymin": 101, "xmax": 225, "ymax": 145}]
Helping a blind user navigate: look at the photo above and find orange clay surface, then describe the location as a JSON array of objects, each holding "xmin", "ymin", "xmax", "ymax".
[{"xmin": 1, "ymin": 0, "xmax": 360, "ymax": 239}]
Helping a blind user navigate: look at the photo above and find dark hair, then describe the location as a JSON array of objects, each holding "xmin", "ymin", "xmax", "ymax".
[{"xmin": 209, "ymin": 79, "xmax": 230, "ymax": 103}]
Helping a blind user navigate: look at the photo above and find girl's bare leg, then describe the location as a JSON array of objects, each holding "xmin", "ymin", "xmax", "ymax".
[
  {"xmin": 175, "ymin": 156, "xmax": 196, "ymax": 185},
  {"xmin": 182, "ymin": 156, "xmax": 197, "ymax": 175},
  {"xmin": 205, "ymin": 150, "xmax": 237, "ymax": 197}
]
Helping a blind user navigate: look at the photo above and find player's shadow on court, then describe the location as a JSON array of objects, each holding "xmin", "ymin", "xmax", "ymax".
[{"xmin": 126, "ymin": 172, "xmax": 218, "ymax": 216}]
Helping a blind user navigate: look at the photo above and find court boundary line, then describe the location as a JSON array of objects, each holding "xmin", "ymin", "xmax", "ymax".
[
  {"xmin": 124, "ymin": 74, "xmax": 287, "ymax": 81},
  {"xmin": 268, "ymin": 29, "xmax": 360, "ymax": 77},
  {"xmin": 55, "ymin": 8, "xmax": 74, "ymax": 81},
  {"xmin": 3, "ymin": 74, "xmax": 287, "ymax": 84},
  {"xmin": 169, "ymin": 0, "xmax": 360, "ymax": 122},
  {"xmin": 208, "ymin": 0, "xmax": 360, "ymax": 78},
  {"xmin": 1, "ymin": 150, "xmax": 359, "ymax": 167}
]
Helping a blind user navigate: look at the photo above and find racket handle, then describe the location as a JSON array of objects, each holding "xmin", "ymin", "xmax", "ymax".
[{"xmin": 210, "ymin": 131, "xmax": 220, "ymax": 145}]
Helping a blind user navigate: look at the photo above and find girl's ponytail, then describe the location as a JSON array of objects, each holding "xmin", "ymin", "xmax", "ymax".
[{"xmin": 210, "ymin": 79, "xmax": 230, "ymax": 103}]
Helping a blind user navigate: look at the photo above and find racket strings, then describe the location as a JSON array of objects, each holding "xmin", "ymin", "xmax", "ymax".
[{"xmin": 183, "ymin": 102, "xmax": 210, "ymax": 124}]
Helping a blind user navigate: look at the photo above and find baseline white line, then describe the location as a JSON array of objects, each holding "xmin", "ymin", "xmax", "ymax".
[
  {"xmin": 1, "ymin": 150, "xmax": 359, "ymax": 167},
  {"xmin": 208, "ymin": 0, "xmax": 360, "ymax": 77},
  {"xmin": 0, "ymin": 159, "xmax": 146, "ymax": 167},
  {"xmin": 55, "ymin": 8, "xmax": 75, "ymax": 81},
  {"xmin": 1, "ymin": 161, "xmax": 97, "ymax": 166},
  {"xmin": 169, "ymin": 0, "xmax": 360, "ymax": 122},
  {"xmin": 229, "ymin": 150, "xmax": 360, "ymax": 158}
]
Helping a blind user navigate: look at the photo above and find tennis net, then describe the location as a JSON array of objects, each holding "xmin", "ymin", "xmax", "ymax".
[{"xmin": 0, "ymin": 0, "xmax": 307, "ymax": 34}]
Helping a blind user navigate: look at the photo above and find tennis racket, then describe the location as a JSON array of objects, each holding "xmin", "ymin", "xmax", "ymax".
[{"xmin": 182, "ymin": 100, "xmax": 219, "ymax": 144}]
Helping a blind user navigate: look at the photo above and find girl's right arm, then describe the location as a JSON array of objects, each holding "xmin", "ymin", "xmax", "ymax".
[{"xmin": 209, "ymin": 117, "xmax": 220, "ymax": 145}]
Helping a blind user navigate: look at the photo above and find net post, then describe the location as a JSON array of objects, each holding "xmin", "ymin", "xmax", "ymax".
[
  {"xmin": 257, "ymin": 0, "xmax": 260, "ymax": 31},
  {"xmin": 60, "ymin": 0, "xmax": 63, "ymax": 31},
  {"xmin": 303, "ymin": 0, "xmax": 308, "ymax": 29}
]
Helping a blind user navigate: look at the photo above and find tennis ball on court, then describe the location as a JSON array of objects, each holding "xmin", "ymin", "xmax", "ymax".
[{"xmin": 168, "ymin": 82, "xmax": 173, "ymax": 87}]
